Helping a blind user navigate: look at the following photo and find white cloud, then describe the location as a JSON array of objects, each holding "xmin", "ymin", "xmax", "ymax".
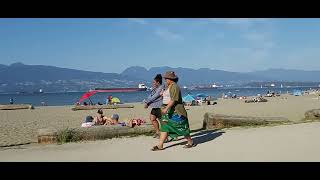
[
  {"xmin": 208, "ymin": 18, "xmax": 271, "ymax": 29},
  {"xmin": 128, "ymin": 18, "xmax": 147, "ymax": 25},
  {"xmin": 243, "ymin": 32, "xmax": 276, "ymax": 50},
  {"xmin": 154, "ymin": 29, "xmax": 184, "ymax": 41}
]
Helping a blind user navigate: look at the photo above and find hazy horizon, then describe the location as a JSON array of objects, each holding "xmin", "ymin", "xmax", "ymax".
[{"xmin": 1, "ymin": 61, "xmax": 319, "ymax": 74}]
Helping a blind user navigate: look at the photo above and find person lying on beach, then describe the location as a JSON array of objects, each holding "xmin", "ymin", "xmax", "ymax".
[{"xmin": 127, "ymin": 118, "xmax": 146, "ymax": 128}]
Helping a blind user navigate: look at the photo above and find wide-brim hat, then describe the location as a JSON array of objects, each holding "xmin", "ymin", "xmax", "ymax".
[{"xmin": 163, "ymin": 71, "xmax": 178, "ymax": 80}]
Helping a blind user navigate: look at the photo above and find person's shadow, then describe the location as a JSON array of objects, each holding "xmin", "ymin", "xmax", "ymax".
[{"xmin": 164, "ymin": 129, "xmax": 225, "ymax": 149}]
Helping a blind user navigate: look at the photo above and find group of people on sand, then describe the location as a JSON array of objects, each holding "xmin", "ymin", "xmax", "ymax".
[
  {"xmin": 82, "ymin": 109, "xmax": 145, "ymax": 128},
  {"xmin": 143, "ymin": 71, "xmax": 197, "ymax": 151}
]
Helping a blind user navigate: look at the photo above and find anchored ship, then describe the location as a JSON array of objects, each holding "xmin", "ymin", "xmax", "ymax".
[{"xmin": 94, "ymin": 84, "xmax": 147, "ymax": 93}]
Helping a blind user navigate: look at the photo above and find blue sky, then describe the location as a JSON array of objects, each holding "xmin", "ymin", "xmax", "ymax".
[{"xmin": 1, "ymin": 18, "xmax": 320, "ymax": 73}]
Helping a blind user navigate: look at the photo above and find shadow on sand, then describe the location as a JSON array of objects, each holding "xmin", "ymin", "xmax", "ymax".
[{"xmin": 164, "ymin": 129, "xmax": 225, "ymax": 149}]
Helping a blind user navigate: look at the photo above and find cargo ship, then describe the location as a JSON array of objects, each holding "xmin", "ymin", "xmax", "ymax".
[
  {"xmin": 94, "ymin": 84, "xmax": 147, "ymax": 93},
  {"xmin": 193, "ymin": 83, "xmax": 223, "ymax": 90}
]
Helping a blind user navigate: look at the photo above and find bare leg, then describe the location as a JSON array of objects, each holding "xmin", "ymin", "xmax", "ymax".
[
  {"xmin": 185, "ymin": 136, "xmax": 193, "ymax": 145},
  {"xmin": 150, "ymin": 114, "xmax": 160, "ymax": 134},
  {"xmin": 158, "ymin": 132, "xmax": 168, "ymax": 149}
]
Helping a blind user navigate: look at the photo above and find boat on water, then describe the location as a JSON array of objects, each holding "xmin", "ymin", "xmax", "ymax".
[
  {"xmin": 193, "ymin": 83, "xmax": 222, "ymax": 90},
  {"xmin": 94, "ymin": 84, "xmax": 147, "ymax": 93}
]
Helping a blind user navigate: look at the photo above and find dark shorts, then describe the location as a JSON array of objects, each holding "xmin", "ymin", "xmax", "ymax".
[{"xmin": 151, "ymin": 108, "xmax": 162, "ymax": 119}]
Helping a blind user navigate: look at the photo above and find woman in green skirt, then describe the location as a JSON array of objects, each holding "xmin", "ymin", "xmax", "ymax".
[{"xmin": 151, "ymin": 71, "xmax": 197, "ymax": 151}]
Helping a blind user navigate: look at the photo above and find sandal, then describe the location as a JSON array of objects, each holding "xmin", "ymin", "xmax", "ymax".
[
  {"xmin": 151, "ymin": 145, "xmax": 164, "ymax": 151},
  {"xmin": 183, "ymin": 143, "xmax": 197, "ymax": 149},
  {"xmin": 153, "ymin": 133, "xmax": 160, "ymax": 139},
  {"xmin": 164, "ymin": 137, "xmax": 176, "ymax": 143}
]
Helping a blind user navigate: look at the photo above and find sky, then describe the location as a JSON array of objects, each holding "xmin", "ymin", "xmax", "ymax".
[{"xmin": 1, "ymin": 18, "xmax": 320, "ymax": 73}]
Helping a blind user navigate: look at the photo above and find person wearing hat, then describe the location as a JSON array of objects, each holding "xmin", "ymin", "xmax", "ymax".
[
  {"xmin": 81, "ymin": 116, "xmax": 95, "ymax": 127},
  {"xmin": 143, "ymin": 74, "xmax": 165, "ymax": 139},
  {"xmin": 151, "ymin": 71, "xmax": 196, "ymax": 151}
]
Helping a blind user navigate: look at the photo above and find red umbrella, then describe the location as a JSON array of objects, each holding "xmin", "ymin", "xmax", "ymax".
[{"xmin": 79, "ymin": 90, "xmax": 98, "ymax": 104}]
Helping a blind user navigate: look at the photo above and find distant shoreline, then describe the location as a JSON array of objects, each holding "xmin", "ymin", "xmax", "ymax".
[{"xmin": 1, "ymin": 85, "xmax": 319, "ymax": 95}]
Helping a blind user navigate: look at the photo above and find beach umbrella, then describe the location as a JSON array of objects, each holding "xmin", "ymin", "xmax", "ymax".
[
  {"xmin": 183, "ymin": 94, "xmax": 196, "ymax": 103},
  {"xmin": 79, "ymin": 90, "xmax": 98, "ymax": 104},
  {"xmin": 111, "ymin": 97, "xmax": 121, "ymax": 103}
]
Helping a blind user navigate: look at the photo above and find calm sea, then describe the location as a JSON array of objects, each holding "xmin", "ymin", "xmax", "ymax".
[{"xmin": 0, "ymin": 87, "xmax": 318, "ymax": 106}]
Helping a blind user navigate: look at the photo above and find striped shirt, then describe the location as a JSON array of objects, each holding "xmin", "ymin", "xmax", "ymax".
[{"xmin": 144, "ymin": 84, "xmax": 164, "ymax": 108}]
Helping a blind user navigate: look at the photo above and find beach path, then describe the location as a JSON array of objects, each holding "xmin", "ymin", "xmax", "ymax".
[{"xmin": 1, "ymin": 122, "xmax": 320, "ymax": 161}]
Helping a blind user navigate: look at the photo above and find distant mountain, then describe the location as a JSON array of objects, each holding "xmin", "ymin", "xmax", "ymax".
[
  {"xmin": 121, "ymin": 66, "xmax": 267, "ymax": 85},
  {"xmin": 1, "ymin": 63, "xmax": 320, "ymax": 93},
  {"xmin": 0, "ymin": 64, "xmax": 8, "ymax": 69},
  {"xmin": 248, "ymin": 69, "xmax": 320, "ymax": 82},
  {"xmin": 121, "ymin": 66, "xmax": 149, "ymax": 80},
  {"xmin": 122, "ymin": 66, "xmax": 320, "ymax": 85},
  {"xmin": 0, "ymin": 63, "xmax": 145, "ymax": 93}
]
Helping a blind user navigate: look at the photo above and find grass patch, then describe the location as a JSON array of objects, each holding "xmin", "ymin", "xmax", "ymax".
[
  {"xmin": 56, "ymin": 127, "xmax": 155, "ymax": 144},
  {"xmin": 57, "ymin": 128, "xmax": 81, "ymax": 144}
]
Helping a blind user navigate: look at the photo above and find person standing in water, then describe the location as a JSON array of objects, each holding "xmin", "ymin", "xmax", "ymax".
[
  {"xmin": 9, "ymin": 98, "xmax": 13, "ymax": 104},
  {"xmin": 144, "ymin": 74, "xmax": 165, "ymax": 139}
]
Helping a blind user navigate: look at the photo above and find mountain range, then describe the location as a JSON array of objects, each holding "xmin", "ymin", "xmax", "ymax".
[{"xmin": 0, "ymin": 63, "xmax": 319, "ymax": 93}]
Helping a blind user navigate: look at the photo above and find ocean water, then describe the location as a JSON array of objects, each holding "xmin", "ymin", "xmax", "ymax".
[{"xmin": 0, "ymin": 87, "xmax": 318, "ymax": 106}]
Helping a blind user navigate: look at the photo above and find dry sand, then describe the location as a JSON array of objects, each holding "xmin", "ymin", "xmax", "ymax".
[
  {"xmin": 1, "ymin": 122, "xmax": 320, "ymax": 161},
  {"xmin": 0, "ymin": 93, "xmax": 320, "ymax": 148}
]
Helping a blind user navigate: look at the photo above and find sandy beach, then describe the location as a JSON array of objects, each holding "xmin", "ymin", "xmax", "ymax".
[
  {"xmin": 0, "ymin": 93, "xmax": 320, "ymax": 147},
  {"xmin": 1, "ymin": 122, "xmax": 320, "ymax": 161},
  {"xmin": 1, "ymin": 93, "xmax": 320, "ymax": 161}
]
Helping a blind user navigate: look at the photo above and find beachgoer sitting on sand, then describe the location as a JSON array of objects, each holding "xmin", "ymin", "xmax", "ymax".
[
  {"xmin": 81, "ymin": 116, "xmax": 95, "ymax": 127},
  {"xmin": 104, "ymin": 114, "xmax": 126, "ymax": 126},
  {"xmin": 94, "ymin": 109, "xmax": 108, "ymax": 125}
]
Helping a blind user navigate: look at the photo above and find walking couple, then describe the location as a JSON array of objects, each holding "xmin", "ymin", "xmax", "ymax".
[{"xmin": 144, "ymin": 71, "xmax": 196, "ymax": 151}]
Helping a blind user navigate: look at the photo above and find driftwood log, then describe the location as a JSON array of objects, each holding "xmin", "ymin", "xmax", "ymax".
[
  {"xmin": 72, "ymin": 104, "xmax": 134, "ymax": 111},
  {"xmin": 0, "ymin": 104, "xmax": 34, "ymax": 110},
  {"xmin": 305, "ymin": 109, "xmax": 320, "ymax": 120},
  {"xmin": 203, "ymin": 113, "xmax": 290, "ymax": 129},
  {"xmin": 38, "ymin": 124, "xmax": 155, "ymax": 144},
  {"xmin": 38, "ymin": 129, "xmax": 58, "ymax": 144}
]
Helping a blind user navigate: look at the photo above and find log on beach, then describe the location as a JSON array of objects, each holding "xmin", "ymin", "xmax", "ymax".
[
  {"xmin": 0, "ymin": 104, "xmax": 34, "ymax": 110},
  {"xmin": 203, "ymin": 113, "xmax": 291, "ymax": 129},
  {"xmin": 37, "ymin": 125, "xmax": 155, "ymax": 144},
  {"xmin": 305, "ymin": 109, "xmax": 320, "ymax": 120},
  {"xmin": 71, "ymin": 104, "xmax": 134, "ymax": 111}
]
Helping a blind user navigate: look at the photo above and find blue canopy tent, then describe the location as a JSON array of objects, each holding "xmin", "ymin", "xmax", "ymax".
[
  {"xmin": 293, "ymin": 89, "xmax": 303, "ymax": 96},
  {"xmin": 195, "ymin": 93, "xmax": 209, "ymax": 101},
  {"xmin": 183, "ymin": 94, "xmax": 196, "ymax": 103},
  {"xmin": 196, "ymin": 93, "xmax": 209, "ymax": 98}
]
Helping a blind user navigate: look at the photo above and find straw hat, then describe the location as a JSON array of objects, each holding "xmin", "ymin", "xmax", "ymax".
[{"xmin": 163, "ymin": 71, "xmax": 178, "ymax": 80}]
